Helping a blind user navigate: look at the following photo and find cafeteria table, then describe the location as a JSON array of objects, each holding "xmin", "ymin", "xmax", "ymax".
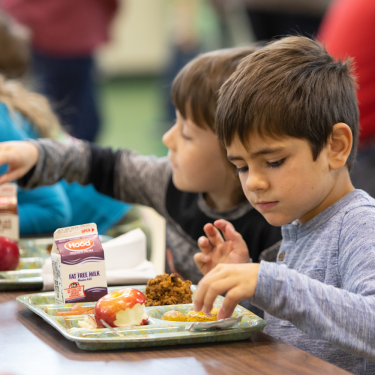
[{"xmin": 0, "ymin": 290, "xmax": 352, "ymax": 375}]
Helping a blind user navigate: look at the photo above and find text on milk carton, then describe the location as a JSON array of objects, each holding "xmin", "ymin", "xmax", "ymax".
[{"xmin": 52, "ymin": 223, "xmax": 108, "ymax": 304}]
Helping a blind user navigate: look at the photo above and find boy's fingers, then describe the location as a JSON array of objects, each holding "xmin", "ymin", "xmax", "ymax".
[
  {"xmin": 214, "ymin": 219, "xmax": 232, "ymax": 228},
  {"xmin": 193, "ymin": 252, "xmax": 210, "ymax": 272},
  {"xmin": 224, "ymin": 224, "xmax": 242, "ymax": 243},
  {"xmin": 0, "ymin": 174, "xmax": 11, "ymax": 185},
  {"xmin": 203, "ymin": 223, "xmax": 224, "ymax": 246},
  {"xmin": 194, "ymin": 268, "xmax": 221, "ymax": 312},
  {"xmin": 198, "ymin": 236, "xmax": 213, "ymax": 254},
  {"xmin": 217, "ymin": 287, "xmax": 243, "ymax": 320},
  {"xmin": 0, "ymin": 170, "xmax": 22, "ymax": 185},
  {"xmin": 201, "ymin": 277, "xmax": 236, "ymax": 314},
  {"xmin": 214, "ymin": 220, "xmax": 238, "ymax": 242},
  {"xmin": 216, "ymin": 241, "xmax": 232, "ymax": 259}
]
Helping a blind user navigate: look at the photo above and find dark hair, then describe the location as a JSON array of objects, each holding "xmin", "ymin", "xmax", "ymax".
[
  {"xmin": 171, "ymin": 46, "xmax": 257, "ymax": 131},
  {"xmin": 0, "ymin": 11, "xmax": 30, "ymax": 79},
  {"xmin": 216, "ymin": 36, "xmax": 359, "ymax": 170}
]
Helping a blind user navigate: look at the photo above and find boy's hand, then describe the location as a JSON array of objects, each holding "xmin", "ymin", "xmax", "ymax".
[
  {"xmin": 194, "ymin": 263, "xmax": 260, "ymax": 320},
  {"xmin": 0, "ymin": 141, "xmax": 38, "ymax": 184},
  {"xmin": 194, "ymin": 219, "xmax": 250, "ymax": 275}
]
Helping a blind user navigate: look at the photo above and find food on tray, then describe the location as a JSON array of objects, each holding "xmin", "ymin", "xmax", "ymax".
[
  {"xmin": 78, "ymin": 315, "xmax": 97, "ymax": 329},
  {"xmin": 145, "ymin": 273, "xmax": 193, "ymax": 306},
  {"xmin": 186, "ymin": 311, "xmax": 217, "ymax": 322},
  {"xmin": 0, "ymin": 236, "xmax": 20, "ymax": 271},
  {"xmin": 95, "ymin": 287, "xmax": 148, "ymax": 328},
  {"xmin": 56, "ymin": 304, "xmax": 95, "ymax": 316},
  {"xmin": 19, "ymin": 286, "xmax": 259, "ymax": 349},
  {"xmin": 160, "ymin": 307, "xmax": 221, "ymax": 322},
  {"xmin": 160, "ymin": 310, "xmax": 187, "ymax": 322}
]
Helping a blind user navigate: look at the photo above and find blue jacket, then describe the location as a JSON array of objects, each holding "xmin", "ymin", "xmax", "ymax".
[{"xmin": 0, "ymin": 103, "xmax": 71, "ymax": 233}]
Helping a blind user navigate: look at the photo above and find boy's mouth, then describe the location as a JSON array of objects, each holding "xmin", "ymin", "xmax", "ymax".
[
  {"xmin": 168, "ymin": 157, "xmax": 178, "ymax": 169},
  {"xmin": 256, "ymin": 201, "xmax": 278, "ymax": 210}
]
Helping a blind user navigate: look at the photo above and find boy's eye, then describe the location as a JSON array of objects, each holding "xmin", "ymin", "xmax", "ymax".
[
  {"xmin": 236, "ymin": 166, "xmax": 248, "ymax": 175},
  {"xmin": 266, "ymin": 158, "xmax": 285, "ymax": 168},
  {"xmin": 181, "ymin": 132, "xmax": 192, "ymax": 140},
  {"xmin": 180, "ymin": 125, "xmax": 192, "ymax": 140}
]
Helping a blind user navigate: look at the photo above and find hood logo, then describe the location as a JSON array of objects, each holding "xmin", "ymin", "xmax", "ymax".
[{"xmin": 64, "ymin": 238, "xmax": 94, "ymax": 251}]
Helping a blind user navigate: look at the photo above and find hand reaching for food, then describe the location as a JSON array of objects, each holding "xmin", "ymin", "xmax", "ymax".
[
  {"xmin": 194, "ymin": 263, "xmax": 260, "ymax": 320},
  {"xmin": 0, "ymin": 141, "xmax": 38, "ymax": 184},
  {"xmin": 194, "ymin": 219, "xmax": 250, "ymax": 275}
]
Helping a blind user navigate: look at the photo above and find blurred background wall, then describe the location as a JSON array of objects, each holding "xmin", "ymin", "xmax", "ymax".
[
  {"xmin": 94, "ymin": 0, "xmax": 258, "ymax": 155},
  {"xmin": 96, "ymin": 0, "xmax": 169, "ymax": 77}
]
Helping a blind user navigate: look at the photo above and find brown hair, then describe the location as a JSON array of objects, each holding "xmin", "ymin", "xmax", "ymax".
[
  {"xmin": 0, "ymin": 75, "xmax": 61, "ymax": 138},
  {"xmin": 0, "ymin": 12, "xmax": 61, "ymax": 138},
  {"xmin": 0, "ymin": 11, "xmax": 30, "ymax": 79},
  {"xmin": 171, "ymin": 46, "xmax": 257, "ymax": 131},
  {"xmin": 216, "ymin": 36, "xmax": 359, "ymax": 170}
]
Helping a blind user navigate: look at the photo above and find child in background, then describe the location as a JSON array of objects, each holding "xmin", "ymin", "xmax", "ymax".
[
  {"xmin": 0, "ymin": 75, "xmax": 134, "ymax": 236},
  {"xmin": 0, "ymin": 10, "xmax": 71, "ymax": 234},
  {"xmin": 0, "ymin": 76, "xmax": 71, "ymax": 233},
  {"xmin": 0, "ymin": 10, "xmax": 134, "ymax": 238},
  {"xmin": 0, "ymin": 47, "xmax": 281, "ymax": 285},
  {"xmin": 193, "ymin": 36, "xmax": 375, "ymax": 373}
]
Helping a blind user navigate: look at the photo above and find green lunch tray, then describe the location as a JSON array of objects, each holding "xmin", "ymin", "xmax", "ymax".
[
  {"xmin": 0, "ymin": 236, "xmax": 112, "ymax": 291},
  {"xmin": 17, "ymin": 285, "xmax": 266, "ymax": 350}
]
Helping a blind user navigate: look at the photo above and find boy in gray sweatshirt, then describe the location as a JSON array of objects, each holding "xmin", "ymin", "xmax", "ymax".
[{"xmin": 194, "ymin": 36, "xmax": 375, "ymax": 374}]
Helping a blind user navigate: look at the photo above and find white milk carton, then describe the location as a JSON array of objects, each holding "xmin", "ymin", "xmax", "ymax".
[
  {"xmin": 51, "ymin": 223, "xmax": 108, "ymax": 304},
  {"xmin": 0, "ymin": 183, "xmax": 19, "ymax": 241}
]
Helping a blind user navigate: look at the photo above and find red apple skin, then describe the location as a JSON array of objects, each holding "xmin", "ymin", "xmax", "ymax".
[
  {"xmin": 95, "ymin": 288, "xmax": 147, "ymax": 328},
  {"xmin": 0, "ymin": 236, "xmax": 20, "ymax": 271}
]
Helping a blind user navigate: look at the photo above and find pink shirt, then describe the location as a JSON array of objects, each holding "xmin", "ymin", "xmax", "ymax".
[{"xmin": 1, "ymin": 0, "xmax": 118, "ymax": 56}]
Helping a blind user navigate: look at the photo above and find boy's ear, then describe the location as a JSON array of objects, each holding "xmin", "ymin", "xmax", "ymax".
[{"xmin": 327, "ymin": 123, "xmax": 353, "ymax": 170}]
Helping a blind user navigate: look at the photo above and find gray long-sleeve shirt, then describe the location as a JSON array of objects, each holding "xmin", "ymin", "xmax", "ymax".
[
  {"xmin": 252, "ymin": 189, "xmax": 375, "ymax": 374},
  {"xmin": 19, "ymin": 138, "xmax": 281, "ymax": 285}
]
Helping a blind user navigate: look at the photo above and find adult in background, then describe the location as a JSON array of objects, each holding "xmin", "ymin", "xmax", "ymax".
[
  {"xmin": 319, "ymin": 0, "xmax": 375, "ymax": 197},
  {"xmin": 241, "ymin": 0, "xmax": 332, "ymax": 41},
  {"xmin": 0, "ymin": 0, "xmax": 118, "ymax": 142}
]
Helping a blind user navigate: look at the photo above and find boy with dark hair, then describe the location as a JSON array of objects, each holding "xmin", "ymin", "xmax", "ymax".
[
  {"xmin": 194, "ymin": 36, "xmax": 375, "ymax": 374},
  {"xmin": 0, "ymin": 47, "xmax": 281, "ymax": 285}
]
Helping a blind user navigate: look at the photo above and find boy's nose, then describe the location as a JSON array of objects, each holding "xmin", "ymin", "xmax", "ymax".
[
  {"xmin": 162, "ymin": 125, "xmax": 177, "ymax": 150},
  {"xmin": 246, "ymin": 171, "xmax": 268, "ymax": 192}
]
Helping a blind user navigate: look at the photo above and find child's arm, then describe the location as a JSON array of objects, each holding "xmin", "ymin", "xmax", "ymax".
[
  {"xmin": 0, "ymin": 138, "xmax": 171, "ymax": 215},
  {"xmin": 194, "ymin": 262, "xmax": 260, "ymax": 318},
  {"xmin": 251, "ymin": 262, "xmax": 375, "ymax": 360},
  {"xmin": 193, "ymin": 223, "xmax": 258, "ymax": 317},
  {"xmin": 0, "ymin": 110, "xmax": 72, "ymax": 234},
  {"xmin": 0, "ymin": 141, "xmax": 38, "ymax": 184},
  {"xmin": 194, "ymin": 210, "xmax": 375, "ymax": 360},
  {"xmin": 194, "ymin": 219, "xmax": 250, "ymax": 275}
]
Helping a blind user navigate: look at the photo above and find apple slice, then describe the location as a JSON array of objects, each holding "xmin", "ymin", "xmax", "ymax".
[{"xmin": 78, "ymin": 315, "xmax": 97, "ymax": 329}]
